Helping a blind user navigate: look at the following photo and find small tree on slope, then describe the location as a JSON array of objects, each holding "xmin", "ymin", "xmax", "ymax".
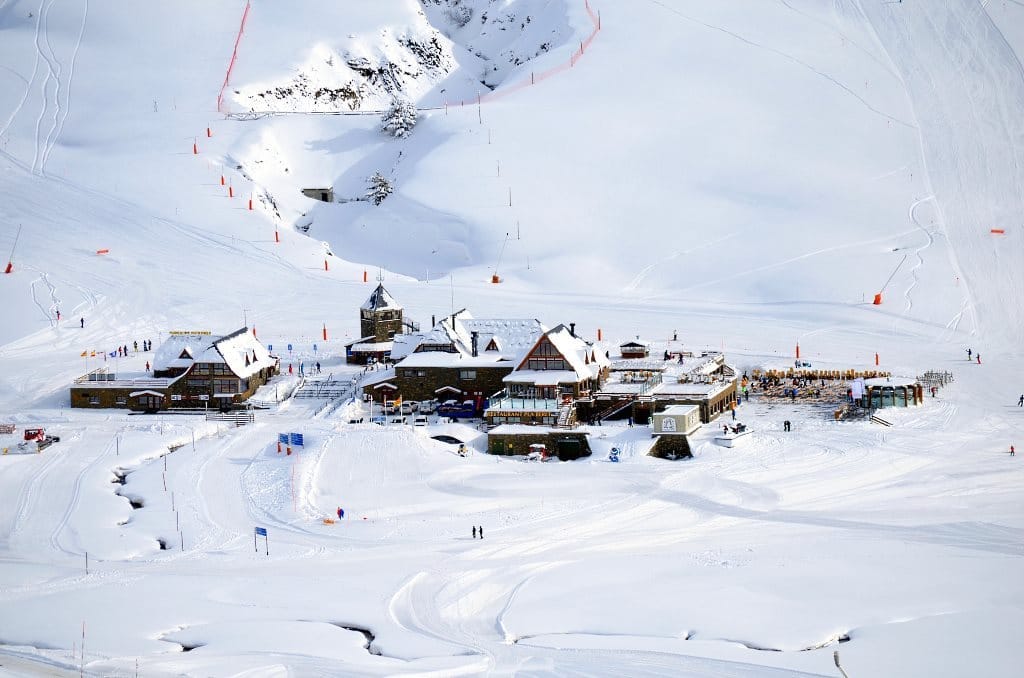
[
  {"xmin": 366, "ymin": 172, "xmax": 394, "ymax": 205},
  {"xmin": 380, "ymin": 97, "xmax": 418, "ymax": 138}
]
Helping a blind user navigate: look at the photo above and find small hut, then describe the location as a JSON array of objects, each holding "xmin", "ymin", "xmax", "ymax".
[{"xmin": 859, "ymin": 377, "xmax": 923, "ymax": 408}]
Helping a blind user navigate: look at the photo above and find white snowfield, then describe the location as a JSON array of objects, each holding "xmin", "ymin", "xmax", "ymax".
[{"xmin": 0, "ymin": 0, "xmax": 1022, "ymax": 676}]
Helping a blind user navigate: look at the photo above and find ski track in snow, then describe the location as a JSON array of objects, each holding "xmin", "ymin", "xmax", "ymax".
[
  {"xmin": 642, "ymin": 0, "xmax": 915, "ymax": 128},
  {"xmin": 895, "ymin": 194, "xmax": 936, "ymax": 334},
  {"xmin": 30, "ymin": 0, "xmax": 58, "ymax": 175}
]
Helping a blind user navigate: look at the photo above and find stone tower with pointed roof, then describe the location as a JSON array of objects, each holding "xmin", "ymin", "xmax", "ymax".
[{"xmin": 360, "ymin": 283, "xmax": 404, "ymax": 342}]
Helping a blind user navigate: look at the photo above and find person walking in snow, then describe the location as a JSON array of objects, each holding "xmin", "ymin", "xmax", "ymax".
[
  {"xmin": 55, "ymin": 309, "xmax": 60, "ymax": 322},
  {"xmin": 133, "ymin": 340, "xmax": 138, "ymax": 352},
  {"xmin": 976, "ymin": 354, "xmax": 981, "ymax": 365},
  {"xmin": 472, "ymin": 526, "xmax": 477, "ymax": 539},
  {"xmin": 1010, "ymin": 445, "xmax": 1015, "ymax": 457},
  {"xmin": 1018, "ymin": 394, "xmax": 1022, "ymax": 407},
  {"xmin": 145, "ymin": 361, "xmax": 150, "ymax": 371},
  {"xmin": 967, "ymin": 348, "xmax": 972, "ymax": 361},
  {"xmin": 80, "ymin": 317, "xmax": 84, "ymax": 328},
  {"xmin": 478, "ymin": 526, "xmax": 483, "ymax": 539}
]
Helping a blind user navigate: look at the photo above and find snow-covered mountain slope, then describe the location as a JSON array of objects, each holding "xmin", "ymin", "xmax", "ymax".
[{"xmin": 1, "ymin": 0, "xmax": 1023, "ymax": 675}]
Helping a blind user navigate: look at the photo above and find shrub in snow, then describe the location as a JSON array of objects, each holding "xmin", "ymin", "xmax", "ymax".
[
  {"xmin": 380, "ymin": 97, "xmax": 419, "ymax": 138},
  {"xmin": 445, "ymin": 4, "xmax": 473, "ymax": 28},
  {"xmin": 366, "ymin": 172, "xmax": 394, "ymax": 205}
]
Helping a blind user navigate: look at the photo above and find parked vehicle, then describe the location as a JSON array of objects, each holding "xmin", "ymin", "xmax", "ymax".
[
  {"xmin": 437, "ymin": 400, "xmax": 477, "ymax": 418},
  {"xmin": 418, "ymin": 400, "xmax": 437, "ymax": 414},
  {"xmin": 400, "ymin": 401, "xmax": 416, "ymax": 415},
  {"xmin": 412, "ymin": 415, "xmax": 429, "ymax": 427},
  {"xmin": 390, "ymin": 416, "xmax": 406, "ymax": 425},
  {"xmin": 23, "ymin": 428, "xmax": 45, "ymax": 442},
  {"xmin": 19, "ymin": 428, "xmax": 59, "ymax": 452},
  {"xmin": 370, "ymin": 415, "xmax": 387, "ymax": 426}
]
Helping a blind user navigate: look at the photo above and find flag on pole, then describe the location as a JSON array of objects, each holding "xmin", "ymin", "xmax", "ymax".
[
  {"xmin": 80, "ymin": 350, "xmax": 87, "ymax": 357},
  {"xmin": 90, "ymin": 351, "xmax": 96, "ymax": 357}
]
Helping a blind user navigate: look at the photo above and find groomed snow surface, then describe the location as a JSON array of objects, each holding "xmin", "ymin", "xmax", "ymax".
[{"xmin": 1, "ymin": 0, "xmax": 1023, "ymax": 675}]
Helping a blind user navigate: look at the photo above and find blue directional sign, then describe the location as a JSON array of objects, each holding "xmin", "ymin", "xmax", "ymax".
[
  {"xmin": 267, "ymin": 344, "xmax": 273, "ymax": 352},
  {"xmin": 289, "ymin": 432, "xmax": 304, "ymax": 446},
  {"xmin": 278, "ymin": 433, "xmax": 288, "ymax": 444},
  {"xmin": 287, "ymin": 343, "xmax": 293, "ymax": 353},
  {"xmin": 254, "ymin": 527, "xmax": 267, "ymax": 537}
]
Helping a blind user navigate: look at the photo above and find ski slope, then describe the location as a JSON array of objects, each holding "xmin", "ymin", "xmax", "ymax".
[{"xmin": 1, "ymin": 0, "xmax": 1022, "ymax": 675}]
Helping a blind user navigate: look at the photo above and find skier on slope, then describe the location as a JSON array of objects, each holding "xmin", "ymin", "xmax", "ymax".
[{"xmin": 967, "ymin": 348, "xmax": 972, "ymax": 361}]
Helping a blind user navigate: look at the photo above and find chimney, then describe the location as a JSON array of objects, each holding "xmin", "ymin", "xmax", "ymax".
[
  {"xmin": 471, "ymin": 331, "xmax": 479, "ymax": 357},
  {"xmin": 570, "ymin": 323, "xmax": 576, "ymax": 338}
]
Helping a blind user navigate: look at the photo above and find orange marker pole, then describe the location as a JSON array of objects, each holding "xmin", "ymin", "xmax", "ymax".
[
  {"xmin": 274, "ymin": 231, "xmax": 279, "ymax": 243},
  {"xmin": 228, "ymin": 185, "xmax": 234, "ymax": 198},
  {"xmin": 324, "ymin": 259, "xmax": 329, "ymax": 271},
  {"xmin": 875, "ymin": 352, "xmax": 879, "ymax": 366},
  {"xmin": 248, "ymin": 197, "xmax": 253, "ymax": 211},
  {"xmin": 206, "ymin": 127, "xmax": 212, "ymax": 138},
  {"xmin": 796, "ymin": 343, "xmax": 800, "ymax": 359},
  {"xmin": 363, "ymin": 270, "xmax": 367, "ymax": 282},
  {"xmin": 220, "ymin": 174, "xmax": 225, "ymax": 186},
  {"xmin": 192, "ymin": 140, "xmax": 198, "ymax": 155},
  {"xmin": 322, "ymin": 324, "xmax": 328, "ymax": 341},
  {"xmin": 597, "ymin": 328, "xmax": 602, "ymax": 341}
]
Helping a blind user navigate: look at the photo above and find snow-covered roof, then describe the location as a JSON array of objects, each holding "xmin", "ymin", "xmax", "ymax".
[
  {"xmin": 361, "ymin": 283, "xmax": 401, "ymax": 311},
  {"xmin": 520, "ymin": 325, "xmax": 610, "ymax": 382},
  {"xmin": 393, "ymin": 309, "xmax": 545, "ymax": 366},
  {"xmin": 657, "ymin": 404, "xmax": 700, "ymax": 417},
  {"xmin": 487, "ymin": 424, "xmax": 591, "ymax": 436},
  {"xmin": 215, "ymin": 328, "xmax": 275, "ymax": 379},
  {"xmin": 503, "ymin": 369, "xmax": 580, "ymax": 386},
  {"xmin": 398, "ymin": 351, "xmax": 513, "ymax": 368},
  {"xmin": 864, "ymin": 377, "xmax": 917, "ymax": 387},
  {"xmin": 129, "ymin": 390, "xmax": 167, "ymax": 398},
  {"xmin": 153, "ymin": 333, "xmax": 219, "ymax": 371},
  {"xmin": 350, "ymin": 341, "xmax": 394, "ymax": 353},
  {"xmin": 153, "ymin": 329, "xmax": 273, "ymax": 379},
  {"xmin": 650, "ymin": 380, "xmax": 732, "ymax": 398}
]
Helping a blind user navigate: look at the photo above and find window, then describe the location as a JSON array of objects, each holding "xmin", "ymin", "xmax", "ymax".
[
  {"xmin": 527, "ymin": 358, "xmax": 566, "ymax": 371},
  {"xmin": 115, "ymin": 396, "xmax": 127, "ymax": 405},
  {"xmin": 192, "ymin": 364, "xmax": 210, "ymax": 374},
  {"xmin": 187, "ymin": 379, "xmax": 207, "ymax": 389},
  {"xmin": 213, "ymin": 364, "xmax": 232, "ymax": 375},
  {"xmin": 214, "ymin": 379, "xmax": 238, "ymax": 393},
  {"xmin": 89, "ymin": 396, "xmax": 100, "ymax": 405},
  {"xmin": 534, "ymin": 339, "xmax": 559, "ymax": 356},
  {"xmin": 459, "ymin": 370, "xmax": 476, "ymax": 380}
]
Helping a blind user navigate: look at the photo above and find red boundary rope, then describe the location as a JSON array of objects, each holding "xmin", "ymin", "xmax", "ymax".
[{"xmin": 217, "ymin": 0, "xmax": 252, "ymax": 115}]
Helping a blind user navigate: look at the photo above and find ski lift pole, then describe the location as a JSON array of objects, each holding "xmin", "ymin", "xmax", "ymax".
[
  {"xmin": 492, "ymin": 232, "xmax": 509, "ymax": 283},
  {"xmin": 5, "ymin": 224, "xmax": 22, "ymax": 273}
]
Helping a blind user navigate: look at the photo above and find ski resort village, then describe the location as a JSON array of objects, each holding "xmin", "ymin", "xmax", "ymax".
[{"xmin": 1, "ymin": 0, "xmax": 1022, "ymax": 676}]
